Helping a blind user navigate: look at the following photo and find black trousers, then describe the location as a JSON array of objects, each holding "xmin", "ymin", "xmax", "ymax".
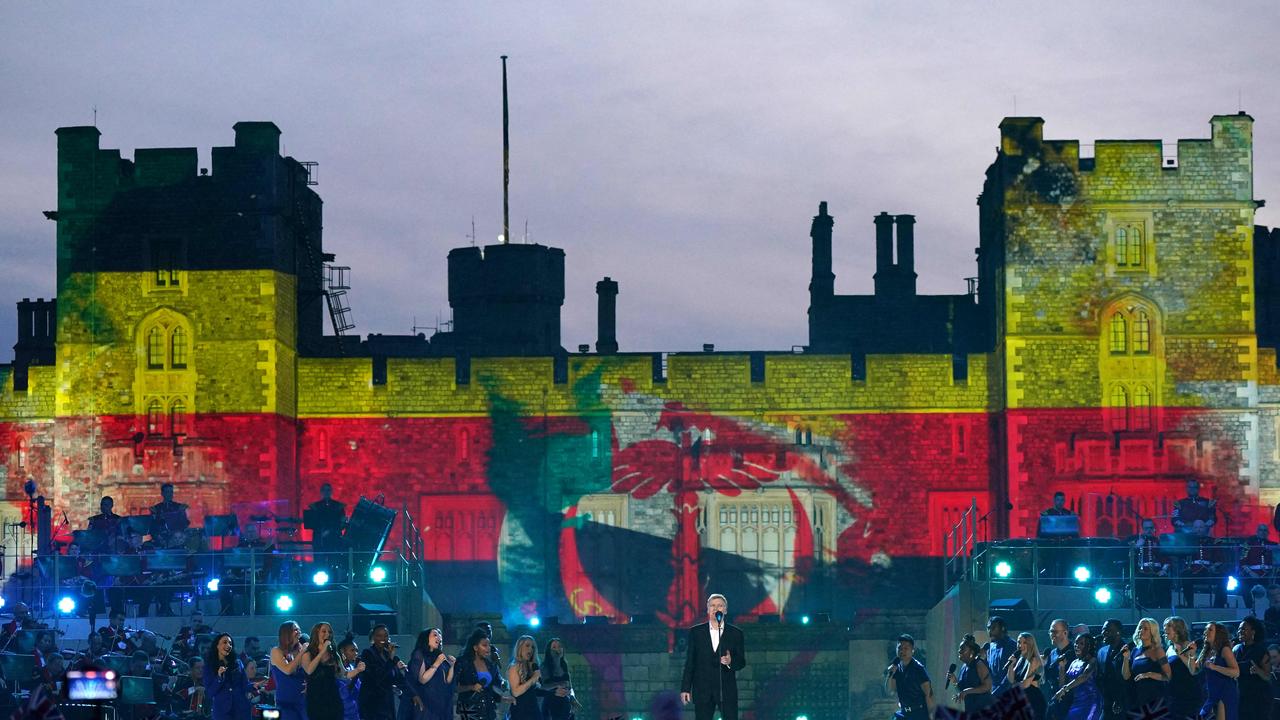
[{"xmin": 694, "ymin": 697, "xmax": 738, "ymax": 720}]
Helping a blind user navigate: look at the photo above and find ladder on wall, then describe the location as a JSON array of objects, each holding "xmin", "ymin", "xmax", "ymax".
[{"xmin": 324, "ymin": 265, "xmax": 355, "ymax": 336}]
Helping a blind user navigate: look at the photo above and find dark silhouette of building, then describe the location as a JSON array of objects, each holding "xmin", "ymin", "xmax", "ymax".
[{"xmin": 806, "ymin": 201, "xmax": 989, "ymax": 363}]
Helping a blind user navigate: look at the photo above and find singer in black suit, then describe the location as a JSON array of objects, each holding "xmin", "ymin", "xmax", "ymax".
[{"xmin": 680, "ymin": 593, "xmax": 747, "ymax": 720}]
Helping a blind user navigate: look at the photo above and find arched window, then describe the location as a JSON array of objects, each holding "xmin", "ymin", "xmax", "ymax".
[
  {"xmin": 720, "ymin": 527, "xmax": 737, "ymax": 553},
  {"xmin": 1109, "ymin": 385, "xmax": 1129, "ymax": 431},
  {"xmin": 1115, "ymin": 227, "xmax": 1128, "ymax": 265},
  {"xmin": 457, "ymin": 428, "xmax": 470, "ymax": 462},
  {"xmin": 146, "ymin": 399, "xmax": 165, "ymax": 436},
  {"xmin": 170, "ymin": 328, "xmax": 188, "ymax": 368},
  {"xmin": 784, "ymin": 526, "xmax": 797, "ymax": 568},
  {"xmin": 1133, "ymin": 385, "xmax": 1152, "ymax": 430},
  {"xmin": 1109, "ymin": 314, "xmax": 1127, "ymax": 354},
  {"xmin": 147, "ymin": 327, "xmax": 165, "ymax": 369},
  {"xmin": 1133, "ymin": 311, "xmax": 1151, "ymax": 354},
  {"xmin": 170, "ymin": 399, "xmax": 187, "ymax": 437},
  {"xmin": 741, "ymin": 527, "xmax": 758, "ymax": 558},
  {"xmin": 762, "ymin": 528, "xmax": 780, "ymax": 566},
  {"xmin": 1127, "ymin": 226, "xmax": 1144, "ymax": 267},
  {"xmin": 17, "ymin": 440, "xmax": 26, "ymax": 469}
]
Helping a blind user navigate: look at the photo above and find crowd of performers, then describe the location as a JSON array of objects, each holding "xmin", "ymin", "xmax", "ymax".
[
  {"xmin": 887, "ymin": 615, "xmax": 1280, "ymax": 720},
  {"xmin": 0, "ymin": 606, "xmax": 579, "ymax": 720}
]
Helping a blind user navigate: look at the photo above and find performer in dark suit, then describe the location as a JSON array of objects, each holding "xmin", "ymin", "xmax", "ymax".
[
  {"xmin": 305, "ymin": 483, "xmax": 347, "ymax": 572},
  {"xmin": 150, "ymin": 483, "xmax": 190, "ymax": 548},
  {"xmin": 680, "ymin": 593, "xmax": 747, "ymax": 720}
]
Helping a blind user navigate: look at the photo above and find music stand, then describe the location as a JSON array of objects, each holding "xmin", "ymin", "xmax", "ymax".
[
  {"xmin": 35, "ymin": 554, "xmax": 81, "ymax": 580},
  {"xmin": 0, "ymin": 651, "xmax": 35, "ymax": 680},
  {"xmin": 120, "ymin": 675, "xmax": 156, "ymax": 705},
  {"xmin": 1037, "ymin": 514, "xmax": 1081, "ymax": 538},
  {"xmin": 8, "ymin": 631, "xmax": 37, "ymax": 654},
  {"xmin": 204, "ymin": 514, "xmax": 238, "ymax": 535},
  {"xmin": 148, "ymin": 549, "xmax": 189, "ymax": 572},
  {"xmin": 101, "ymin": 555, "xmax": 142, "ymax": 577},
  {"xmin": 121, "ymin": 515, "xmax": 153, "ymax": 537},
  {"xmin": 98, "ymin": 654, "xmax": 132, "ymax": 676}
]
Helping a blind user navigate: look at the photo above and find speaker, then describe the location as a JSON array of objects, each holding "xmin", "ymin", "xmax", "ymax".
[
  {"xmin": 353, "ymin": 602, "xmax": 398, "ymax": 635},
  {"xmin": 988, "ymin": 597, "xmax": 1034, "ymax": 631},
  {"xmin": 345, "ymin": 497, "xmax": 397, "ymax": 571}
]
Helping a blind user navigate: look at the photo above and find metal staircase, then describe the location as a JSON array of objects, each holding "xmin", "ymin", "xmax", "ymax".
[{"xmin": 324, "ymin": 265, "xmax": 355, "ymax": 336}]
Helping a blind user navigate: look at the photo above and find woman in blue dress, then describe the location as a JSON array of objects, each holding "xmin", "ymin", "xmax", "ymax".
[
  {"xmin": 947, "ymin": 634, "xmax": 993, "ymax": 712},
  {"xmin": 1197, "ymin": 622, "xmax": 1238, "ymax": 720},
  {"xmin": 337, "ymin": 637, "xmax": 365, "ymax": 720},
  {"xmin": 270, "ymin": 621, "xmax": 309, "ymax": 720},
  {"xmin": 203, "ymin": 633, "xmax": 252, "ymax": 720},
  {"xmin": 1163, "ymin": 616, "xmax": 1201, "ymax": 720},
  {"xmin": 1124, "ymin": 617, "xmax": 1171, "ymax": 711},
  {"xmin": 417, "ymin": 628, "xmax": 455, "ymax": 720},
  {"xmin": 1054, "ymin": 633, "xmax": 1101, "ymax": 720}
]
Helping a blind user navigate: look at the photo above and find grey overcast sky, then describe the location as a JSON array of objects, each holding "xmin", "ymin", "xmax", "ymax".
[{"xmin": 2, "ymin": 1, "xmax": 1279, "ymax": 355}]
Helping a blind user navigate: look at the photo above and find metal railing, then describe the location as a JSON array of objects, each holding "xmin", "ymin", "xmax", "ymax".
[{"xmin": 943, "ymin": 498, "xmax": 985, "ymax": 588}]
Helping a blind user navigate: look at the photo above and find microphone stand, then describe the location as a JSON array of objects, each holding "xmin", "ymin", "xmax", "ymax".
[{"xmin": 716, "ymin": 613, "xmax": 725, "ymax": 717}]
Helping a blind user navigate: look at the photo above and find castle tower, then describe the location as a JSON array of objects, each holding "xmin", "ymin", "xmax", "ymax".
[
  {"xmin": 45, "ymin": 122, "xmax": 322, "ymax": 519},
  {"xmin": 447, "ymin": 243, "xmax": 566, "ymax": 356}
]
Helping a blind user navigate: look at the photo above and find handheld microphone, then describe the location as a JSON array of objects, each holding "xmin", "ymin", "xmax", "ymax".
[
  {"xmin": 714, "ymin": 611, "xmax": 724, "ymax": 625},
  {"xmin": 945, "ymin": 663, "xmax": 957, "ymax": 689}
]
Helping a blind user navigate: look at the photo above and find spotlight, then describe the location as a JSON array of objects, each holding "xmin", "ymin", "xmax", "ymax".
[
  {"xmin": 1094, "ymin": 587, "xmax": 1113, "ymax": 605},
  {"xmin": 796, "ymin": 715, "xmax": 811, "ymax": 720},
  {"xmin": 312, "ymin": 570, "xmax": 330, "ymax": 586},
  {"xmin": 994, "ymin": 561, "xmax": 1013, "ymax": 579},
  {"xmin": 0, "ymin": 597, "xmax": 6, "ymax": 609},
  {"xmin": 801, "ymin": 615, "xmax": 811, "ymax": 625},
  {"xmin": 275, "ymin": 594, "xmax": 294, "ymax": 612},
  {"xmin": 205, "ymin": 578, "xmax": 220, "ymax": 593},
  {"xmin": 529, "ymin": 616, "xmax": 541, "ymax": 628},
  {"xmin": 1226, "ymin": 576, "xmax": 1239, "ymax": 592},
  {"xmin": 57, "ymin": 596, "xmax": 76, "ymax": 614},
  {"xmin": 368, "ymin": 566, "xmax": 387, "ymax": 583},
  {"xmin": 1073, "ymin": 566, "xmax": 1091, "ymax": 583}
]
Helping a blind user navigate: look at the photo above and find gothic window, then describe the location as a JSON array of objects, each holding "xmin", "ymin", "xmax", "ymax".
[
  {"xmin": 170, "ymin": 328, "xmax": 188, "ymax": 368},
  {"xmin": 1133, "ymin": 385, "xmax": 1152, "ymax": 430},
  {"xmin": 1109, "ymin": 385, "xmax": 1129, "ymax": 431},
  {"xmin": 147, "ymin": 327, "xmax": 165, "ymax": 369},
  {"xmin": 1109, "ymin": 315, "xmax": 1127, "ymax": 354},
  {"xmin": 741, "ymin": 527, "xmax": 759, "ymax": 558},
  {"xmin": 1112, "ymin": 219, "xmax": 1151, "ymax": 271},
  {"xmin": 17, "ymin": 440, "xmax": 25, "ymax": 469},
  {"xmin": 1133, "ymin": 312, "xmax": 1151, "ymax": 354},
  {"xmin": 151, "ymin": 240, "xmax": 181, "ymax": 287},
  {"xmin": 170, "ymin": 399, "xmax": 187, "ymax": 436},
  {"xmin": 720, "ymin": 527, "xmax": 737, "ymax": 552},
  {"xmin": 316, "ymin": 430, "xmax": 329, "ymax": 466},
  {"xmin": 146, "ymin": 399, "xmax": 165, "ymax": 436}
]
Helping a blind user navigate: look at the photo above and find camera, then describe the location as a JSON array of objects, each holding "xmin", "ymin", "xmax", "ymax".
[{"xmin": 66, "ymin": 670, "xmax": 119, "ymax": 701}]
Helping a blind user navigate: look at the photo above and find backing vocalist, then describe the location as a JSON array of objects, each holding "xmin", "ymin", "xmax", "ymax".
[
  {"xmin": 680, "ymin": 593, "xmax": 747, "ymax": 720},
  {"xmin": 885, "ymin": 633, "xmax": 934, "ymax": 720}
]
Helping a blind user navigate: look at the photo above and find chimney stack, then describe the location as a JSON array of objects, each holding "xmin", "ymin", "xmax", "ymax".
[
  {"xmin": 873, "ymin": 212, "xmax": 895, "ymax": 296},
  {"xmin": 809, "ymin": 201, "xmax": 835, "ymax": 302},
  {"xmin": 895, "ymin": 214, "xmax": 917, "ymax": 296},
  {"xmin": 595, "ymin": 277, "xmax": 619, "ymax": 354}
]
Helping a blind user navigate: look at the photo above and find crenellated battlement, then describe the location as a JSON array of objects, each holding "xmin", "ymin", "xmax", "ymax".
[
  {"xmin": 295, "ymin": 350, "xmax": 991, "ymax": 417},
  {"xmin": 997, "ymin": 113, "xmax": 1254, "ymax": 204}
]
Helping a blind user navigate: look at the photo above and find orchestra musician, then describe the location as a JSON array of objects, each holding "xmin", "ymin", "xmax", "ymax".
[
  {"xmin": 150, "ymin": 483, "xmax": 190, "ymax": 549},
  {"xmin": 99, "ymin": 610, "xmax": 139, "ymax": 655},
  {"xmin": 1180, "ymin": 519, "xmax": 1227, "ymax": 608},
  {"xmin": 1041, "ymin": 492, "xmax": 1074, "ymax": 519},
  {"xmin": 305, "ymin": 483, "xmax": 347, "ymax": 573},
  {"xmin": 1241, "ymin": 523, "xmax": 1277, "ymax": 603},
  {"xmin": 1171, "ymin": 479, "xmax": 1217, "ymax": 534},
  {"xmin": 1131, "ymin": 518, "xmax": 1170, "ymax": 609},
  {"xmin": 86, "ymin": 496, "xmax": 124, "ymax": 548}
]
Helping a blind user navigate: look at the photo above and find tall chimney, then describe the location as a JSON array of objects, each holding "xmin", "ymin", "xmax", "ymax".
[
  {"xmin": 595, "ymin": 277, "xmax": 619, "ymax": 354},
  {"xmin": 809, "ymin": 201, "xmax": 834, "ymax": 302},
  {"xmin": 895, "ymin": 214, "xmax": 917, "ymax": 296},
  {"xmin": 873, "ymin": 212, "xmax": 895, "ymax": 296},
  {"xmin": 501, "ymin": 55, "xmax": 510, "ymax": 245}
]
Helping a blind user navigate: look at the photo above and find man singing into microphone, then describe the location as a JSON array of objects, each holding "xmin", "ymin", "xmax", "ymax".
[
  {"xmin": 885, "ymin": 634, "xmax": 933, "ymax": 719},
  {"xmin": 681, "ymin": 593, "xmax": 746, "ymax": 720}
]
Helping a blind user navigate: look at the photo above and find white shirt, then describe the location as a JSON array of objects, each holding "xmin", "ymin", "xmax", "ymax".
[{"xmin": 709, "ymin": 623, "xmax": 722, "ymax": 653}]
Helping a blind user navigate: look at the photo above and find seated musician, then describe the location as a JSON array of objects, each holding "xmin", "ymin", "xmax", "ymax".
[
  {"xmin": 169, "ymin": 656, "xmax": 209, "ymax": 718},
  {"xmin": 1180, "ymin": 519, "xmax": 1227, "ymax": 608},
  {"xmin": 100, "ymin": 610, "xmax": 138, "ymax": 655},
  {"xmin": 31, "ymin": 631, "xmax": 60, "ymax": 691},
  {"xmin": 73, "ymin": 633, "xmax": 107, "ymax": 671},
  {"xmin": 1, "ymin": 602, "xmax": 36, "ymax": 637},
  {"xmin": 149, "ymin": 483, "xmax": 190, "ymax": 549},
  {"xmin": 1131, "ymin": 518, "xmax": 1170, "ymax": 607},
  {"xmin": 1171, "ymin": 479, "xmax": 1217, "ymax": 535},
  {"xmin": 1241, "ymin": 523, "xmax": 1277, "ymax": 600}
]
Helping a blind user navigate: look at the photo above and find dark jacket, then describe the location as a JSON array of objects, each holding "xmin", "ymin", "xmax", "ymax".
[{"xmin": 680, "ymin": 621, "xmax": 746, "ymax": 704}]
